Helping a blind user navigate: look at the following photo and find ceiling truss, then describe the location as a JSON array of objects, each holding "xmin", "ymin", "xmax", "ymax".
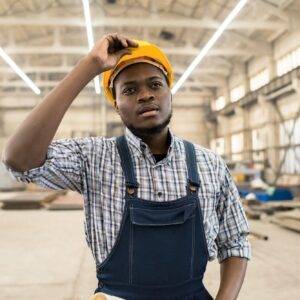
[{"xmin": 0, "ymin": 0, "xmax": 299, "ymax": 97}]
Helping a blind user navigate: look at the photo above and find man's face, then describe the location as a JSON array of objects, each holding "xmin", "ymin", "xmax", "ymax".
[{"xmin": 114, "ymin": 63, "xmax": 172, "ymax": 136}]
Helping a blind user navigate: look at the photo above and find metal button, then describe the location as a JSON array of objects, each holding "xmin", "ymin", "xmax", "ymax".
[
  {"xmin": 127, "ymin": 187, "xmax": 135, "ymax": 195},
  {"xmin": 157, "ymin": 192, "xmax": 163, "ymax": 197},
  {"xmin": 190, "ymin": 185, "xmax": 197, "ymax": 192}
]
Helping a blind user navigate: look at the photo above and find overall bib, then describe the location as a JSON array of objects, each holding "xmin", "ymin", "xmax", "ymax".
[{"xmin": 95, "ymin": 136, "xmax": 213, "ymax": 300}]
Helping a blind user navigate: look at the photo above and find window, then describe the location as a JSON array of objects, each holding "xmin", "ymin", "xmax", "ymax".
[
  {"xmin": 279, "ymin": 117, "xmax": 300, "ymax": 174},
  {"xmin": 279, "ymin": 118, "xmax": 300, "ymax": 146},
  {"xmin": 252, "ymin": 128, "xmax": 268, "ymax": 150},
  {"xmin": 214, "ymin": 96, "xmax": 226, "ymax": 111},
  {"xmin": 231, "ymin": 132, "xmax": 244, "ymax": 161},
  {"xmin": 279, "ymin": 147, "xmax": 300, "ymax": 174},
  {"xmin": 210, "ymin": 137, "xmax": 225, "ymax": 155},
  {"xmin": 253, "ymin": 150, "xmax": 265, "ymax": 162},
  {"xmin": 231, "ymin": 133, "xmax": 244, "ymax": 154},
  {"xmin": 277, "ymin": 46, "xmax": 300, "ymax": 76},
  {"xmin": 230, "ymin": 84, "xmax": 245, "ymax": 102},
  {"xmin": 250, "ymin": 69, "xmax": 269, "ymax": 91}
]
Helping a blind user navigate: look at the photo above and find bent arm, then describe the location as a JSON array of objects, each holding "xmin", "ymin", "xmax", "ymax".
[
  {"xmin": 2, "ymin": 34, "xmax": 137, "ymax": 172},
  {"xmin": 2, "ymin": 56, "xmax": 99, "ymax": 172},
  {"xmin": 214, "ymin": 155, "xmax": 250, "ymax": 299},
  {"xmin": 216, "ymin": 257, "xmax": 248, "ymax": 300}
]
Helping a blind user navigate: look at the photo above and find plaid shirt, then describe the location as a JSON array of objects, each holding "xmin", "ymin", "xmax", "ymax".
[{"xmin": 5, "ymin": 128, "xmax": 251, "ymax": 264}]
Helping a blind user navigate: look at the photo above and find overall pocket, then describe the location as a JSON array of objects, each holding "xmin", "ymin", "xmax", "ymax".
[{"xmin": 129, "ymin": 203, "xmax": 196, "ymax": 286}]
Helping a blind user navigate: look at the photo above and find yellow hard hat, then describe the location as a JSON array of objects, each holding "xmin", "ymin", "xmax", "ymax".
[{"xmin": 102, "ymin": 40, "xmax": 173, "ymax": 105}]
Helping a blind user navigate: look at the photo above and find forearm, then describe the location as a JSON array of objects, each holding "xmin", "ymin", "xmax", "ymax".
[
  {"xmin": 215, "ymin": 257, "xmax": 248, "ymax": 300},
  {"xmin": 3, "ymin": 54, "xmax": 100, "ymax": 171}
]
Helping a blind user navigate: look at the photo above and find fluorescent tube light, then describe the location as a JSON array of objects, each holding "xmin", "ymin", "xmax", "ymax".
[
  {"xmin": 171, "ymin": 0, "xmax": 248, "ymax": 94},
  {"xmin": 0, "ymin": 47, "xmax": 41, "ymax": 94},
  {"xmin": 82, "ymin": 0, "xmax": 101, "ymax": 94}
]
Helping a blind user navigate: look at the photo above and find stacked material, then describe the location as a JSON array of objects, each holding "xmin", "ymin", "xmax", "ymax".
[
  {"xmin": 271, "ymin": 209, "xmax": 300, "ymax": 233},
  {"xmin": 243, "ymin": 197, "xmax": 300, "ymax": 233},
  {"xmin": 46, "ymin": 191, "xmax": 83, "ymax": 210},
  {"xmin": 0, "ymin": 190, "xmax": 62, "ymax": 209}
]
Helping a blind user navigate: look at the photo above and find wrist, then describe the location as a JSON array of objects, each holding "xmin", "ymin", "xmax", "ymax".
[
  {"xmin": 215, "ymin": 291, "xmax": 236, "ymax": 300},
  {"xmin": 216, "ymin": 296, "xmax": 235, "ymax": 300},
  {"xmin": 81, "ymin": 54, "xmax": 104, "ymax": 79}
]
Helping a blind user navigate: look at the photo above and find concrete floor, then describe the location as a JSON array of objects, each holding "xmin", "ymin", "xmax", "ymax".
[{"xmin": 0, "ymin": 209, "xmax": 300, "ymax": 300}]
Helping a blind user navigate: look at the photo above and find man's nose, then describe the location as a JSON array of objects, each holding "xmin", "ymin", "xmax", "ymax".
[{"xmin": 137, "ymin": 87, "xmax": 154, "ymax": 102}]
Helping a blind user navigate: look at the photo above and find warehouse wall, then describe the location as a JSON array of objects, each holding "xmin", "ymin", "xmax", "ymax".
[
  {"xmin": 171, "ymin": 94, "xmax": 210, "ymax": 146},
  {"xmin": 0, "ymin": 91, "xmax": 210, "ymax": 160},
  {"xmin": 211, "ymin": 28, "xmax": 300, "ymax": 186}
]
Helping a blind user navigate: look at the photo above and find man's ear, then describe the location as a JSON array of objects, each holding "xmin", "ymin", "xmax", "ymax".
[{"xmin": 114, "ymin": 101, "xmax": 120, "ymax": 115}]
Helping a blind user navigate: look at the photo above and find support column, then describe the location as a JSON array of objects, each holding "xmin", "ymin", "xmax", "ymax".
[
  {"xmin": 0, "ymin": 105, "xmax": 5, "ymax": 155},
  {"xmin": 258, "ymin": 95, "xmax": 278, "ymax": 183}
]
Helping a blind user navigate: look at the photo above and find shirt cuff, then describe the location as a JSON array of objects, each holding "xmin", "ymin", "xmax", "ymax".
[
  {"xmin": 2, "ymin": 158, "xmax": 51, "ymax": 184},
  {"xmin": 217, "ymin": 238, "xmax": 251, "ymax": 263}
]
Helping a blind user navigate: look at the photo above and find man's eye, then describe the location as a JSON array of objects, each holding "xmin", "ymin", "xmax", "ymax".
[
  {"xmin": 152, "ymin": 81, "xmax": 163, "ymax": 88},
  {"xmin": 123, "ymin": 87, "xmax": 136, "ymax": 95}
]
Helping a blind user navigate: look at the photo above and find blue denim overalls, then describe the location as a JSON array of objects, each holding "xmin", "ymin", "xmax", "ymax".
[{"xmin": 95, "ymin": 136, "xmax": 213, "ymax": 300}]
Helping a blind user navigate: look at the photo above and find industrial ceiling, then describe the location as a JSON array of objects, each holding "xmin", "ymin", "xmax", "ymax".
[{"xmin": 0, "ymin": 0, "xmax": 299, "ymax": 98}]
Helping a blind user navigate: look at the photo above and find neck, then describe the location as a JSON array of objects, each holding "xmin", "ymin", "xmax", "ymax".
[{"xmin": 137, "ymin": 127, "xmax": 170, "ymax": 154}]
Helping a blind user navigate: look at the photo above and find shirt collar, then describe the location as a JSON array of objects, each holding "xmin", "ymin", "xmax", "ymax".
[{"xmin": 124, "ymin": 127, "xmax": 176, "ymax": 163}]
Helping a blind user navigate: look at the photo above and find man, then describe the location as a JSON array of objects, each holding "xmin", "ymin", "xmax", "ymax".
[{"xmin": 2, "ymin": 33, "xmax": 250, "ymax": 300}]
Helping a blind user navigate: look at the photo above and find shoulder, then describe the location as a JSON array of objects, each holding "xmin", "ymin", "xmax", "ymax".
[
  {"xmin": 49, "ymin": 136, "xmax": 117, "ymax": 156},
  {"xmin": 175, "ymin": 137, "xmax": 222, "ymax": 165},
  {"xmin": 175, "ymin": 137, "xmax": 228, "ymax": 177}
]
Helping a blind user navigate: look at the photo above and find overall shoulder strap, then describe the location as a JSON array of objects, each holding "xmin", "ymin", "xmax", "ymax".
[
  {"xmin": 183, "ymin": 141, "xmax": 200, "ymax": 188},
  {"xmin": 116, "ymin": 135, "xmax": 139, "ymax": 190}
]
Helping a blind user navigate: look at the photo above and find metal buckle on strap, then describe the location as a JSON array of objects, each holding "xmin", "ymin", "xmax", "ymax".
[
  {"xmin": 126, "ymin": 182, "xmax": 139, "ymax": 196},
  {"xmin": 127, "ymin": 187, "xmax": 135, "ymax": 195},
  {"xmin": 188, "ymin": 180, "xmax": 199, "ymax": 193},
  {"xmin": 189, "ymin": 185, "xmax": 197, "ymax": 193}
]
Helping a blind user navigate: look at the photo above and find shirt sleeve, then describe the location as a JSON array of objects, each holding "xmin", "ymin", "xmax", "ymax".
[
  {"xmin": 215, "ymin": 157, "xmax": 251, "ymax": 263},
  {"xmin": 3, "ymin": 137, "xmax": 91, "ymax": 194}
]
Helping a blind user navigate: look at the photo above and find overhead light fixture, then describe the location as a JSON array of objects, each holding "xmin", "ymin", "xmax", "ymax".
[
  {"xmin": 82, "ymin": 0, "xmax": 101, "ymax": 94},
  {"xmin": 0, "ymin": 47, "xmax": 41, "ymax": 95},
  {"xmin": 171, "ymin": 0, "xmax": 248, "ymax": 94}
]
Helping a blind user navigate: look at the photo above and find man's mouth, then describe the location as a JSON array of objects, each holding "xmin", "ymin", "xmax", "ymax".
[{"xmin": 138, "ymin": 104, "xmax": 160, "ymax": 117}]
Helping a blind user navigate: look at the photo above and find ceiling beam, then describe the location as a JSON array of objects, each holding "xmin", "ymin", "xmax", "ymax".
[
  {"xmin": 0, "ymin": 65, "xmax": 230, "ymax": 76},
  {"xmin": 3, "ymin": 46, "xmax": 254, "ymax": 56},
  {"xmin": 226, "ymin": 31, "xmax": 272, "ymax": 55},
  {"xmin": 0, "ymin": 81, "xmax": 94, "ymax": 88},
  {"xmin": 0, "ymin": 17, "xmax": 287, "ymax": 30},
  {"xmin": 0, "ymin": 79, "xmax": 223, "ymax": 88},
  {"xmin": 252, "ymin": 0, "xmax": 290, "ymax": 22},
  {"xmin": 175, "ymin": 81, "xmax": 223, "ymax": 88},
  {"xmin": 175, "ymin": 66, "xmax": 230, "ymax": 75}
]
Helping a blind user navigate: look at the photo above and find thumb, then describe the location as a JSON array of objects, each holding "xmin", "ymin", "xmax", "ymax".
[{"xmin": 115, "ymin": 49, "xmax": 132, "ymax": 61}]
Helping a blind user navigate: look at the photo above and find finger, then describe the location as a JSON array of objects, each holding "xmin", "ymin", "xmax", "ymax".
[
  {"xmin": 106, "ymin": 33, "xmax": 119, "ymax": 45},
  {"xmin": 106, "ymin": 35, "xmax": 123, "ymax": 54},
  {"xmin": 119, "ymin": 37, "xmax": 128, "ymax": 48},
  {"xmin": 126, "ymin": 38, "xmax": 139, "ymax": 47},
  {"xmin": 107, "ymin": 32, "xmax": 118, "ymax": 40},
  {"xmin": 116, "ymin": 49, "xmax": 132, "ymax": 61},
  {"xmin": 117, "ymin": 35, "xmax": 138, "ymax": 48},
  {"xmin": 106, "ymin": 34, "xmax": 138, "ymax": 54},
  {"xmin": 110, "ymin": 34, "xmax": 125, "ymax": 48},
  {"xmin": 112, "ymin": 34, "xmax": 129, "ymax": 49},
  {"xmin": 105, "ymin": 35, "xmax": 114, "ymax": 46},
  {"xmin": 112, "ymin": 33, "xmax": 138, "ymax": 49}
]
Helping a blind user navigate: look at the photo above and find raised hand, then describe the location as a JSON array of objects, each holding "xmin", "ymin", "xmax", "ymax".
[{"xmin": 88, "ymin": 33, "xmax": 139, "ymax": 73}]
